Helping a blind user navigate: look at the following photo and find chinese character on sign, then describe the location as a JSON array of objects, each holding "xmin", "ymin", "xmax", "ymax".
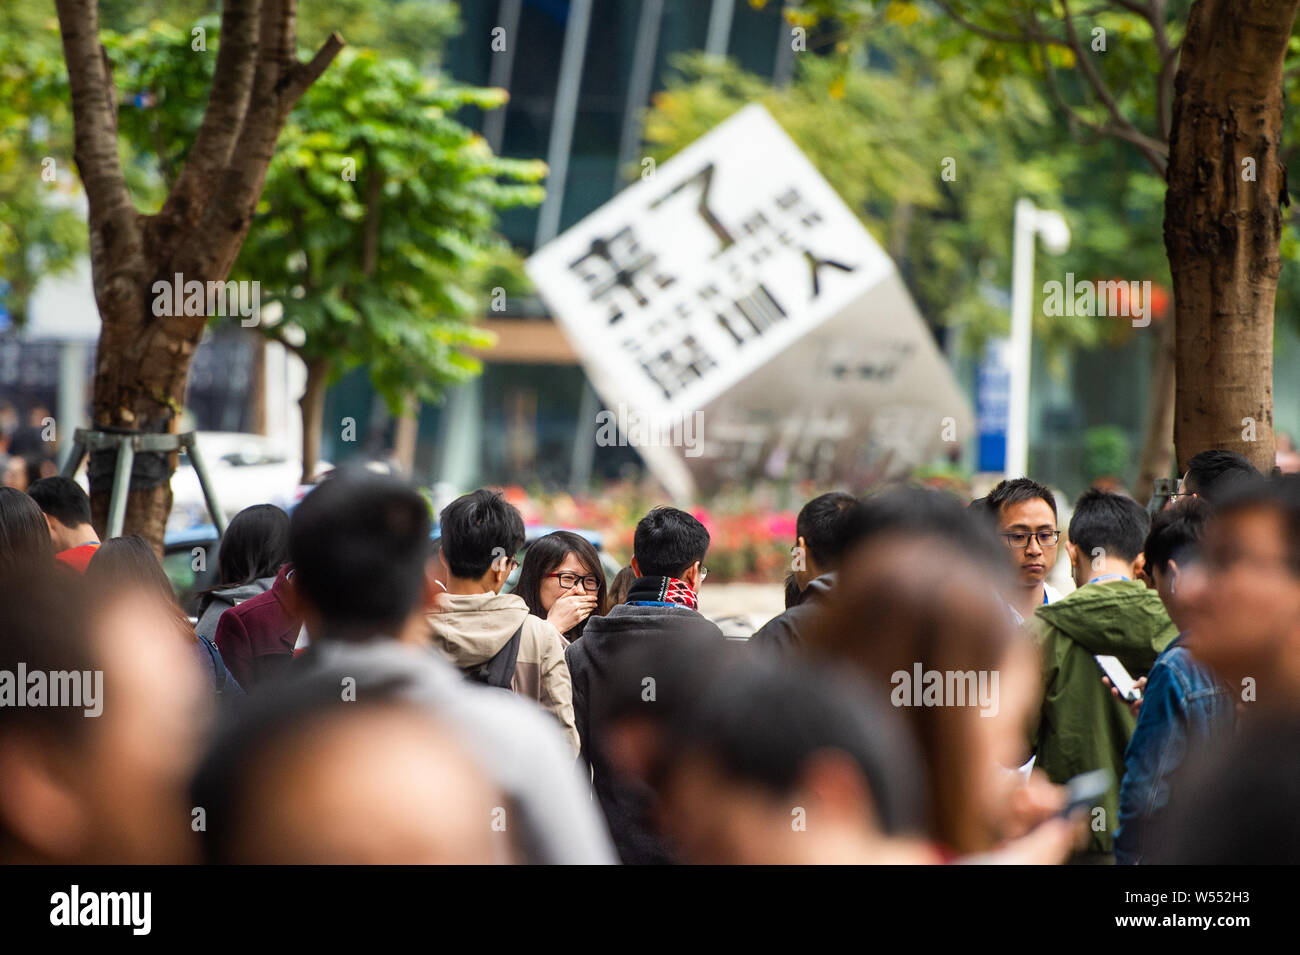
[{"xmin": 567, "ymin": 226, "xmax": 674, "ymax": 325}]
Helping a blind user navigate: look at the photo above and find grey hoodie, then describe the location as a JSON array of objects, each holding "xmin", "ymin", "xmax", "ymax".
[
  {"xmin": 195, "ymin": 576, "xmax": 276, "ymax": 643},
  {"xmin": 426, "ymin": 591, "xmax": 580, "ymax": 754}
]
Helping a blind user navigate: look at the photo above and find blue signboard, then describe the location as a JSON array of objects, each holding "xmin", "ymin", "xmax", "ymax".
[{"xmin": 977, "ymin": 339, "xmax": 1010, "ymax": 473}]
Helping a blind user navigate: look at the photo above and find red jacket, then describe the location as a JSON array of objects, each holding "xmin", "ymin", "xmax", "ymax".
[
  {"xmin": 55, "ymin": 543, "xmax": 99, "ymax": 573},
  {"xmin": 213, "ymin": 563, "xmax": 302, "ymax": 691}
]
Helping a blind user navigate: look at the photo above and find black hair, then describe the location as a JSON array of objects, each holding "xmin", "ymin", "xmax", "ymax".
[
  {"xmin": 855, "ymin": 485, "xmax": 1009, "ymax": 586},
  {"xmin": 783, "ymin": 572, "xmax": 802, "ymax": 609},
  {"xmin": 438, "ymin": 488, "xmax": 525, "ymax": 580},
  {"xmin": 191, "ymin": 663, "xmax": 416, "ymax": 864},
  {"xmin": 289, "ymin": 472, "xmax": 432, "ymax": 637},
  {"xmin": 633, "ymin": 506, "xmax": 710, "ymax": 578},
  {"xmin": 1068, "ymin": 488, "xmax": 1150, "ymax": 561},
  {"xmin": 1143, "ymin": 498, "xmax": 1213, "ymax": 577},
  {"xmin": 513, "ymin": 530, "xmax": 607, "ymax": 638},
  {"xmin": 986, "ymin": 477, "xmax": 1058, "ymax": 523},
  {"xmin": 1214, "ymin": 473, "xmax": 1300, "ymax": 575},
  {"xmin": 26, "ymin": 476, "xmax": 92, "ymax": 529},
  {"xmin": 665, "ymin": 656, "xmax": 926, "ymax": 836},
  {"xmin": 1183, "ymin": 449, "xmax": 1261, "ymax": 505},
  {"xmin": 215, "ymin": 504, "xmax": 289, "ymax": 588},
  {"xmin": 795, "ymin": 491, "xmax": 863, "ymax": 570},
  {"xmin": 0, "ymin": 485, "xmax": 55, "ymax": 577}
]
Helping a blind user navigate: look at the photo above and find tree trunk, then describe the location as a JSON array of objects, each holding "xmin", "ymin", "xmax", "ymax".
[
  {"xmin": 299, "ymin": 356, "xmax": 330, "ymax": 484},
  {"xmin": 1163, "ymin": 0, "xmax": 1295, "ymax": 474},
  {"xmin": 56, "ymin": 0, "xmax": 342, "ymax": 549},
  {"xmin": 1134, "ymin": 308, "xmax": 1177, "ymax": 503},
  {"xmin": 393, "ymin": 393, "xmax": 421, "ymax": 475}
]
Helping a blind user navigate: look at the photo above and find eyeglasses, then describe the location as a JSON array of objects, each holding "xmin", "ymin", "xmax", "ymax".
[
  {"xmin": 1001, "ymin": 530, "xmax": 1060, "ymax": 549},
  {"xmin": 548, "ymin": 572, "xmax": 600, "ymax": 591},
  {"xmin": 699, "ymin": 565, "xmax": 709, "ymax": 583}
]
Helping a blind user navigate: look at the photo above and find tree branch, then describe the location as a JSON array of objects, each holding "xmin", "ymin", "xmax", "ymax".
[
  {"xmin": 161, "ymin": 0, "xmax": 262, "ymax": 226},
  {"xmin": 55, "ymin": 0, "xmax": 143, "ymax": 306},
  {"xmin": 179, "ymin": 4, "xmax": 344, "ymax": 280},
  {"xmin": 934, "ymin": 1, "xmax": 1067, "ymax": 47}
]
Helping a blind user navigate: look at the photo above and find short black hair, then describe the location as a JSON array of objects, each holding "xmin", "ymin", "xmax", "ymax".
[
  {"xmin": 438, "ymin": 489, "xmax": 525, "ymax": 580},
  {"xmin": 191, "ymin": 663, "xmax": 416, "ymax": 864},
  {"xmin": 795, "ymin": 491, "xmax": 863, "ymax": 570},
  {"xmin": 1143, "ymin": 498, "xmax": 1212, "ymax": 577},
  {"xmin": 855, "ymin": 486, "xmax": 1009, "ymax": 586},
  {"xmin": 633, "ymin": 506, "xmax": 710, "ymax": 578},
  {"xmin": 986, "ymin": 477, "xmax": 1057, "ymax": 524},
  {"xmin": 1183, "ymin": 449, "xmax": 1261, "ymax": 505},
  {"xmin": 27, "ymin": 476, "xmax": 92, "ymax": 529},
  {"xmin": 289, "ymin": 472, "xmax": 432, "ymax": 637},
  {"xmin": 666, "ymin": 658, "xmax": 925, "ymax": 836},
  {"xmin": 1068, "ymin": 488, "xmax": 1150, "ymax": 561},
  {"xmin": 1215, "ymin": 473, "xmax": 1300, "ymax": 575}
]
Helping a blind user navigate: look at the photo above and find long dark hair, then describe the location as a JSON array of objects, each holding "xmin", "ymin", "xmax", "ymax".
[
  {"xmin": 514, "ymin": 531, "xmax": 608, "ymax": 639},
  {"xmin": 85, "ymin": 535, "xmax": 199, "ymax": 646},
  {"xmin": 193, "ymin": 504, "xmax": 289, "ymax": 617},
  {"xmin": 85, "ymin": 535, "xmax": 177, "ymax": 604},
  {"xmin": 217, "ymin": 504, "xmax": 290, "ymax": 589},
  {"xmin": 0, "ymin": 485, "xmax": 54, "ymax": 577}
]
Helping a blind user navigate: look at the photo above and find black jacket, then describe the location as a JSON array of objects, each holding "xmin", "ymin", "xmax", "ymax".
[
  {"xmin": 747, "ymin": 572, "xmax": 835, "ymax": 655},
  {"xmin": 566, "ymin": 602, "xmax": 725, "ymax": 864}
]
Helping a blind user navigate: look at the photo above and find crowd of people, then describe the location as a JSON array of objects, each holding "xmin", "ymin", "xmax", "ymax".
[{"xmin": 0, "ymin": 447, "xmax": 1297, "ymax": 864}]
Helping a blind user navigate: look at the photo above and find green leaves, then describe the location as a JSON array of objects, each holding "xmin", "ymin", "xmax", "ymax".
[{"xmin": 99, "ymin": 18, "xmax": 541, "ymax": 416}]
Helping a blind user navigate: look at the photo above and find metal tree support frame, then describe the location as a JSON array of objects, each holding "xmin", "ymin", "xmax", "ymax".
[{"xmin": 60, "ymin": 429, "xmax": 226, "ymax": 540}]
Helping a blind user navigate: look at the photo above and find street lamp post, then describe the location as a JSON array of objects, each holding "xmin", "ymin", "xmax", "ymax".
[{"xmin": 1006, "ymin": 198, "xmax": 1070, "ymax": 479}]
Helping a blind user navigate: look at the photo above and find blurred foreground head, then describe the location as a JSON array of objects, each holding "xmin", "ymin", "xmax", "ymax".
[
  {"xmin": 193, "ymin": 667, "xmax": 511, "ymax": 864},
  {"xmin": 805, "ymin": 528, "xmax": 1038, "ymax": 855},
  {"xmin": 655, "ymin": 655, "xmax": 934, "ymax": 864},
  {"xmin": 1185, "ymin": 474, "xmax": 1300, "ymax": 704},
  {"xmin": 0, "ymin": 568, "xmax": 206, "ymax": 863},
  {"xmin": 592, "ymin": 639, "xmax": 929, "ymax": 864},
  {"xmin": 0, "ymin": 485, "xmax": 54, "ymax": 578}
]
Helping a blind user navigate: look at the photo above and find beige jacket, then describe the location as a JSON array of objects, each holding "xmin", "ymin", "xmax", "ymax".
[{"xmin": 427, "ymin": 591, "xmax": 579, "ymax": 754}]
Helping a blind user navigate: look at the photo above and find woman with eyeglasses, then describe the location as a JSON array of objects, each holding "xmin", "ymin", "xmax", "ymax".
[{"xmin": 514, "ymin": 531, "xmax": 609, "ymax": 641}]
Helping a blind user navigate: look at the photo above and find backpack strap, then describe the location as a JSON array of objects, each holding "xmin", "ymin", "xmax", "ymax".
[
  {"xmin": 471, "ymin": 621, "xmax": 524, "ymax": 689},
  {"xmin": 200, "ymin": 634, "xmax": 228, "ymax": 694}
]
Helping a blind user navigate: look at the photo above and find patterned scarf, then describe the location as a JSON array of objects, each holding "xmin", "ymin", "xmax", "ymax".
[{"xmin": 626, "ymin": 575, "xmax": 699, "ymax": 611}]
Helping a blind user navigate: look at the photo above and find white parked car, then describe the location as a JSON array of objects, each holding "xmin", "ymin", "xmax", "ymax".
[{"xmin": 168, "ymin": 431, "xmax": 329, "ymax": 530}]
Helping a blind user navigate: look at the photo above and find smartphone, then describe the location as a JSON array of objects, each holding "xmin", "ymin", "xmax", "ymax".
[
  {"xmin": 1058, "ymin": 769, "xmax": 1114, "ymax": 818},
  {"xmin": 1095, "ymin": 654, "xmax": 1142, "ymax": 703},
  {"xmin": 1147, "ymin": 476, "xmax": 1177, "ymax": 518}
]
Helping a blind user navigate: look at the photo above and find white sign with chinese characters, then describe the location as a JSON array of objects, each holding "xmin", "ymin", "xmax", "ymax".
[{"xmin": 527, "ymin": 103, "xmax": 971, "ymax": 497}]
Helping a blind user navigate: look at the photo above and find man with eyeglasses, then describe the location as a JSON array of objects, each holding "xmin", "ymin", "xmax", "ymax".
[
  {"xmin": 1027, "ymin": 488, "xmax": 1178, "ymax": 862},
  {"xmin": 985, "ymin": 478, "xmax": 1064, "ymax": 625}
]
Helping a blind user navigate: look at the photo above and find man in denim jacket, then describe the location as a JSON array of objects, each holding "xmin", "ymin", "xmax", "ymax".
[{"xmin": 1115, "ymin": 499, "xmax": 1235, "ymax": 864}]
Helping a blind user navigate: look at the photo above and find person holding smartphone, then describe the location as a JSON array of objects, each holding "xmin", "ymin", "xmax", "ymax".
[{"xmin": 1114, "ymin": 498, "xmax": 1235, "ymax": 864}]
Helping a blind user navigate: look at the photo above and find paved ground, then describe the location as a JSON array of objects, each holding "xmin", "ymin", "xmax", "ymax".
[{"xmin": 700, "ymin": 582, "xmax": 785, "ymax": 639}]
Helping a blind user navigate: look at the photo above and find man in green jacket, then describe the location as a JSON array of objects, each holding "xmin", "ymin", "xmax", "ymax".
[{"xmin": 1029, "ymin": 489, "xmax": 1178, "ymax": 861}]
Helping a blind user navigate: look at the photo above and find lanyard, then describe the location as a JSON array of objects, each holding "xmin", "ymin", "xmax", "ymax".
[{"xmin": 1087, "ymin": 574, "xmax": 1130, "ymax": 585}]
